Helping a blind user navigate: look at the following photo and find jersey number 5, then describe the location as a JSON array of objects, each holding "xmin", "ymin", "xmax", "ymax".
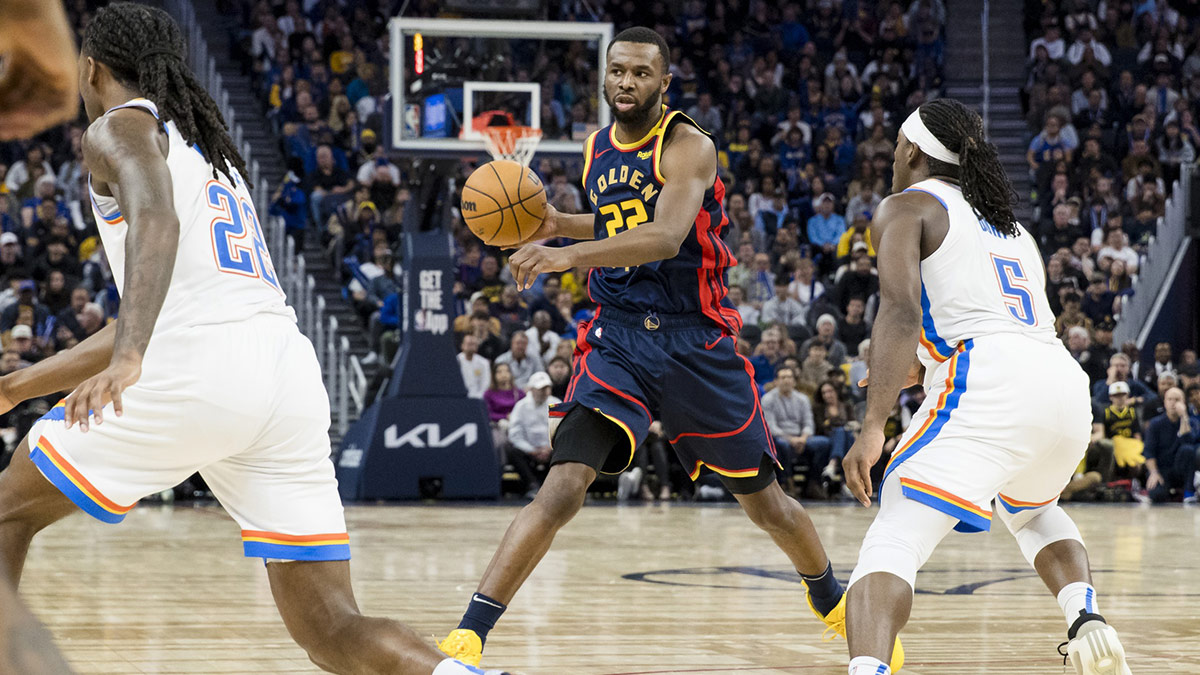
[
  {"xmin": 207, "ymin": 181, "xmax": 281, "ymax": 292},
  {"xmin": 990, "ymin": 254, "xmax": 1036, "ymax": 326}
]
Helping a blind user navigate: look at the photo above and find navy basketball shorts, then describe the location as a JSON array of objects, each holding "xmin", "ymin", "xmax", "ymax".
[{"xmin": 549, "ymin": 307, "xmax": 779, "ymax": 492}]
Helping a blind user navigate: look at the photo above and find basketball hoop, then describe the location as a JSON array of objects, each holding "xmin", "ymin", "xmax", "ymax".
[{"xmin": 480, "ymin": 125, "xmax": 543, "ymax": 166}]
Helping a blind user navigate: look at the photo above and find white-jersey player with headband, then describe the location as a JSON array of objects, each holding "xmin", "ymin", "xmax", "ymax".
[
  {"xmin": 839, "ymin": 100, "xmax": 1131, "ymax": 675},
  {"xmin": 0, "ymin": 4, "xmax": 510, "ymax": 674}
]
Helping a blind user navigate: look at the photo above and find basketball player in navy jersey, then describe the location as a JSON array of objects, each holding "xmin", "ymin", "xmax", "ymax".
[{"xmin": 440, "ymin": 27, "xmax": 902, "ymax": 671}]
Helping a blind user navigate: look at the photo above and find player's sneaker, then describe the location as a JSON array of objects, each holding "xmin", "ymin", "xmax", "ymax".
[
  {"xmin": 439, "ymin": 629, "xmax": 483, "ymax": 667},
  {"xmin": 806, "ymin": 592, "xmax": 904, "ymax": 671},
  {"xmin": 1062, "ymin": 615, "xmax": 1132, "ymax": 675}
]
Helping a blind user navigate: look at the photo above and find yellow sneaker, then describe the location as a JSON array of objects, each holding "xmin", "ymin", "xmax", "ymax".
[
  {"xmin": 438, "ymin": 628, "xmax": 483, "ymax": 667},
  {"xmin": 806, "ymin": 591, "xmax": 905, "ymax": 672}
]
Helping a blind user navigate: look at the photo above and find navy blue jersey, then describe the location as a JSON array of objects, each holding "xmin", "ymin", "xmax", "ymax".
[{"xmin": 581, "ymin": 108, "xmax": 741, "ymax": 335}]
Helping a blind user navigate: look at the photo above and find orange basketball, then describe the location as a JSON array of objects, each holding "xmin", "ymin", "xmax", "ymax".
[{"xmin": 460, "ymin": 159, "xmax": 547, "ymax": 247}]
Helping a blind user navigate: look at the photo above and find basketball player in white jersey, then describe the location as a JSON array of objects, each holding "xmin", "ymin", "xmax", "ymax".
[
  {"xmin": 840, "ymin": 99, "xmax": 1132, "ymax": 675},
  {"xmin": 0, "ymin": 5, "xmax": 503, "ymax": 675}
]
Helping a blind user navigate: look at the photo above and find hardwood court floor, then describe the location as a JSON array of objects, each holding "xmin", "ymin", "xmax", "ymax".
[{"xmin": 21, "ymin": 501, "xmax": 1196, "ymax": 674}]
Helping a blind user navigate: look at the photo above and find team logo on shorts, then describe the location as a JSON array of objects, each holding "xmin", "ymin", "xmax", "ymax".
[
  {"xmin": 644, "ymin": 315, "xmax": 660, "ymax": 331},
  {"xmin": 594, "ymin": 326, "xmax": 603, "ymax": 339}
]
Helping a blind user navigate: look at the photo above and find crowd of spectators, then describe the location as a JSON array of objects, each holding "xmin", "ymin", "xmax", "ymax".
[
  {"xmin": 0, "ymin": 2, "xmax": 117, "ymax": 460},
  {"xmin": 235, "ymin": 0, "xmax": 1196, "ymax": 502},
  {"xmin": 1022, "ymin": 0, "xmax": 1200, "ymax": 503}
]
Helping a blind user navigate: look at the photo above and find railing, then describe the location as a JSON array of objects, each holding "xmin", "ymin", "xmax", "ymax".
[
  {"xmin": 1113, "ymin": 163, "xmax": 1194, "ymax": 347},
  {"xmin": 164, "ymin": 0, "xmax": 367, "ymax": 439}
]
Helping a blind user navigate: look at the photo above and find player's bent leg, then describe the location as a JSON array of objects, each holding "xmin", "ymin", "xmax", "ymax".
[
  {"xmin": 267, "ymin": 560, "xmax": 452, "ymax": 675},
  {"xmin": 0, "ymin": 437, "xmax": 82, "ymax": 584},
  {"xmin": 845, "ymin": 477, "xmax": 956, "ymax": 673},
  {"xmin": 729, "ymin": 465, "xmax": 830, "ymax": 577},
  {"xmin": 997, "ymin": 504, "xmax": 1131, "ymax": 674}
]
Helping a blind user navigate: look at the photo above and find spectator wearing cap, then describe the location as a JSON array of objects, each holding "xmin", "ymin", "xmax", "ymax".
[
  {"xmin": 1081, "ymin": 272, "xmax": 1116, "ymax": 325},
  {"xmin": 761, "ymin": 279, "xmax": 806, "ymax": 328},
  {"xmin": 458, "ymin": 334, "xmax": 491, "ymax": 399},
  {"xmin": 806, "ymin": 193, "xmax": 846, "ymax": 258},
  {"xmin": 6, "ymin": 323, "xmax": 42, "ymax": 363},
  {"xmin": 0, "ymin": 280, "xmax": 48, "ymax": 334},
  {"xmin": 1143, "ymin": 387, "xmax": 1200, "ymax": 503},
  {"xmin": 800, "ymin": 314, "xmax": 848, "ymax": 366},
  {"xmin": 505, "ymin": 371, "xmax": 560, "ymax": 498},
  {"xmin": 0, "ymin": 233, "xmax": 25, "ymax": 280},
  {"xmin": 1088, "ymin": 380, "xmax": 1143, "ymax": 480}
]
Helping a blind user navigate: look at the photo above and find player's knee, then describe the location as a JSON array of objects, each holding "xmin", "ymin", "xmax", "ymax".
[
  {"xmin": 740, "ymin": 485, "xmax": 797, "ymax": 535},
  {"xmin": 1006, "ymin": 505, "xmax": 1082, "ymax": 564},
  {"xmin": 529, "ymin": 464, "xmax": 592, "ymax": 526}
]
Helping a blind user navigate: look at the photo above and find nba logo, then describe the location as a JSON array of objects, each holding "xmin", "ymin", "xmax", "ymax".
[{"xmin": 594, "ymin": 326, "xmax": 603, "ymax": 340}]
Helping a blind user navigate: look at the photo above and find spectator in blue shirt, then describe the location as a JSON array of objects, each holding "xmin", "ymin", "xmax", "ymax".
[
  {"xmin": 1027, "ymin": 114, "xmax": 1076, "ymax": 174},
  {"xmin": 776, "ymin": 4, "xmax": 811, "ymax": 54},
  {"xmin": 806, "ymin": 193, "xmax": 847, "ymax": 256},
  {"xmin": 1144, "ymin": 387, "xmax": 1200, "ymax": 503},
  {"xmin": 776, "ymin": 127, "xmax": 809, "ymax": 176},
  {"xmin": 270, "ymin": 164, "xmax": 309, "ymax": 250}
]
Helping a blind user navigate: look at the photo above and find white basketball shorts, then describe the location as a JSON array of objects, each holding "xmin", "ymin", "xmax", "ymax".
[
  {"xmin": 27, "ymin": 313, "xmax": 349, "ymax": 561},
  {"xmin": 881, "ymin": 333, "xmax": 1092, "ymax": 532}
]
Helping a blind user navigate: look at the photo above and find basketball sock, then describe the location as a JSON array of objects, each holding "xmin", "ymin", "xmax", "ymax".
[
  {"xmin": 432, "ymin": 658, "xmax": 487, "ymax": 674},
  {"xmin": 457, "ymin": 592, "xmax": 507, "ymax": 646},
  {"xmin": 847, "ymin": 656, "xmax": 890, "ymax": 675},
  {"xmin": 1056, "ymin": 581, "xmax": 1100, "ymax": 627},
  {"xmin": 801, "ymin": 561, "xmax": 844, "ymax": 616}
]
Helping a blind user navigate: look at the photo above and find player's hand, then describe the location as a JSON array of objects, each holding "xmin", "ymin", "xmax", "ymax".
[
  {"xmin": 0, "ymin": 1, "xmax": 78, "ymax": 141},
  {"xmin": 519, "ymin": 202, "xmax": 561, "ymax": 244},
  {"xmin": 64, "ymin": 356, "xmax": 141, "ymax": 432},
  {"xmin": 509, "ymin": 244, "xmax": 573, "ymax": 291},
  {"xmin": 1146, "ymin": 470, "xmax": 1163, "ymax": 491},
  {"xmin": 844, "ymin": 427, "xmax": 886, "ymax": 507}
]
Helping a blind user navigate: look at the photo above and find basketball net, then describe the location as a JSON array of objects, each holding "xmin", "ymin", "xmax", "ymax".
[{"xmin": 480, "ymin": 126, "xmax": 543, "ymax": 167}]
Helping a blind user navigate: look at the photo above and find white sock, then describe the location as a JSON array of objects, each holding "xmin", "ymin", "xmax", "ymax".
[
  {"xmin": 848, "ymin": 655, "xmax": 891, "ymax": 675},
  {"xmin": 432, "ymin": 658, "xmax": 485, "ymax": 675},
  {"xmin": 1057, "ymin": 581, "xmax": 1099, "ymax": 627}
]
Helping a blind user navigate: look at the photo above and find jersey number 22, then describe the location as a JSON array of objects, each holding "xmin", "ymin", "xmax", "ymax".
[{"xmin": 207, "ymin": 181, "xmax": 281, "ymax": 292}]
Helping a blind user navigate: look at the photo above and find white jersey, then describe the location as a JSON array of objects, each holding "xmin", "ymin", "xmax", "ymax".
[
  {"xmin": 906, "ymin": 178, "xmax": 1059, "ymax": 388},
  {"xmin": 88, "ymin": 98, "xmax": 294, "ymax": 335}
]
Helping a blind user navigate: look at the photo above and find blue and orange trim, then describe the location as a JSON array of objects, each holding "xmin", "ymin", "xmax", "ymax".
[
  {"xmin": 883, "ymin": 339, "xmax": 973, "ymax": 483},
  {"xmin": 29, "ymin": 436, "xmax": 136, "ymax": 524},
  {"xmin": 997, "ymin": 493, "xmax": 1058, "ymax": 514},
  {"xmin": 241, "ymin": 530, "xmax": 351, "ymax": 561},
  {"xmin": 899, "ymin": 477, "xmax": 993, "ymax": 533},
  {"xmin": 919, "ymin": 283, "xmax": 954, "ymax": 362}
]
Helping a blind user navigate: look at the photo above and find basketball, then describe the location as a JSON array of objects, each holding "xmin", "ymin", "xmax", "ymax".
[{"xmin": 460, "ymin": 159, "xmax": 547, "ymax": 248}]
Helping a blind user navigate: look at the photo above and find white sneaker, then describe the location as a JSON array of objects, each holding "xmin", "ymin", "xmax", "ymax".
[
  {"xmin": 697, "ymin": 485, "xmax": 725, "ymax": 501},
  {"xmin": 1066, "ymin": 621, "xmax": 1132, "ymax": 675},
  {"xmin": 617, "ymin": 467, "xmax": 642, "ymax": 501}
]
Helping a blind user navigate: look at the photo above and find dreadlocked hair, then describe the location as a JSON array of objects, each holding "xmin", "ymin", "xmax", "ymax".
[
  {"xmin": 918, "ymin": 99, "xmax": 1019, "ymax": 237},
  {"xmin": 82, "ymin": 3, "xmax": 249, "ymax": 187}
]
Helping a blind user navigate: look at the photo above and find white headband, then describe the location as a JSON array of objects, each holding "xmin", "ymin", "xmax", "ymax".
[{"xmin": 901, "ymin": 108, "xmax": 960, "ymax": 166}]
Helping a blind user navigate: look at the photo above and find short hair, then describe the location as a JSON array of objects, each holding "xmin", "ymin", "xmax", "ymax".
[
  {"xmin": 1158, "ymin": 372, "xmax": 1177, "ymax": 385},
  {"xmin": 1067, "ymin": 326, "xmax": 1090, "ymax": 340},
  {"xmin": 817, "ymin": 314, "xmax": 836, "ymax": 328},
  {"xmin": 608, "ymin": 26, "xmax": 671, "ymax": 72}
]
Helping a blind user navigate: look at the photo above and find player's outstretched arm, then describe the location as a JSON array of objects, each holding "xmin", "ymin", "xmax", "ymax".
[
  {"xmin": 67, "ymin": 111, "xmax": 180, "ymax": 431},
  {"xmin": 516, "ymin": 204, "xmax": 595, "ymax": 244},
  {"xmin": 509, "ymin": 127, "xmax": 712, "ymax": 289},
  {"xmin": 844, "ymin": 193, "xmax": 925, "ymax": 506},
  {"xmin": 0, "ymin": 0, "xmax": 77, "ymax": 141},
  {"xmin": 0, "ymin": 321, "xmax": 116, "ymax": 413}
]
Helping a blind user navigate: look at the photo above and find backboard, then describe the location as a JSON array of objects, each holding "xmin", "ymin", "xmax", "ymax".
[{"xmin": 389, "ymin": 17, "xmax": 613, "ymax": 158}]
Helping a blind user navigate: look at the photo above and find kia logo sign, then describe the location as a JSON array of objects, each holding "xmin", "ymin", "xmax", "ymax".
[{"xmin": 384, "ymin": 423, "xmax": 479, "ymax": 449}]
